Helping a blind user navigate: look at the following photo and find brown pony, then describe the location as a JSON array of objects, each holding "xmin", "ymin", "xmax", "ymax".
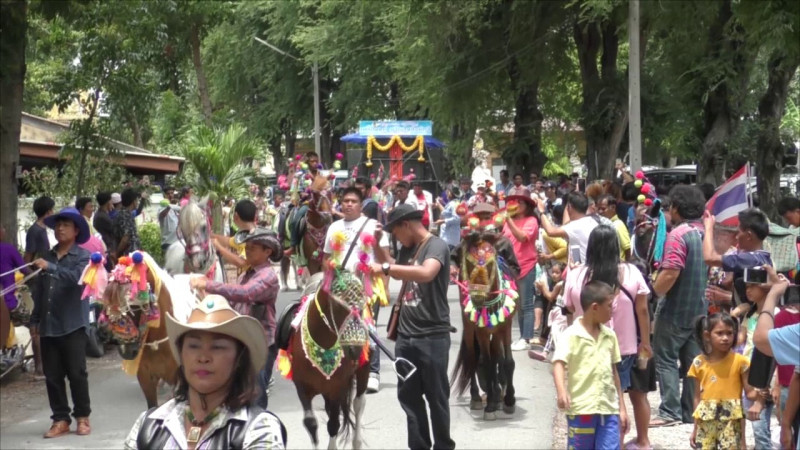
[
  {"xmin": 451, "ymin": 231, "xmax": 520, "ymax": 421},
  {"xmin": 102, "ymin": 256, "xmax": 179, "ymax": 408},
  {"xmin": 302, "ymin": 188, "xmax": 332, "ymax": 276},
  {"xmin": 285, "ymin": 271, "xmax": 370, "ymax": 449}
]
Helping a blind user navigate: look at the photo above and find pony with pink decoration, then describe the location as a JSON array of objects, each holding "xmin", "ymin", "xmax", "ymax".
[{"xmin": 450, "ymin": 225, "xmax": 521, "ymax": 421}]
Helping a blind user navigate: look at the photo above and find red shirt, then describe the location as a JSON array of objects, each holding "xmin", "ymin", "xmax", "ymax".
[
  {"xmin": 415, "ymin": 193, "xmax": 430, "ymax": 228},
  {"xmin": 775, "ymin": 308, "xmax": 800, "ymax": 386}
]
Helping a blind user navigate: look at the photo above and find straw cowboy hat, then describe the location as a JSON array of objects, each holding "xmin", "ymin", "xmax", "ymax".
[
  {"xmin": 44, "ymin": 207, "xmax": 91, "ymax": 244},
  {"xmin": 166, "ymin": 295, "xmax": 267, "ymax": 374}
]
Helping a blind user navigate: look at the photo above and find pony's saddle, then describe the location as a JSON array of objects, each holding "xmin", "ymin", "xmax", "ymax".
[{"xmin": 275, "ymin": 272, "xmax": 324, "ymax": 350}]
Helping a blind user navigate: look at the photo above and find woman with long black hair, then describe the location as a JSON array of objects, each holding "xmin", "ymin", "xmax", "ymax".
[{"xmin": 562, "ymin": 224, "xmax": 654, "ymax": 449}]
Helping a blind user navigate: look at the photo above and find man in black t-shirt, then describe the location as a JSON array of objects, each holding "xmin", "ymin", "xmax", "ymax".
[
  {"xmin": 24, "ymin": 196, "xmax": 54, "ymax": 377},
  {"xmin": 370, "ymin": 204, "xmax": 455, "ymax": 450}
]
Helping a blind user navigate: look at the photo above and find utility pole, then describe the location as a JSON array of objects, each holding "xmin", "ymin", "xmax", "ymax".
[
  {"xmin": 254, "ymin": 37, "xmax": 321, "ymax": 157},
  {"xmin": 628, "ymin": 0, "xmax": 642, "ymax": 173},
  {"xmin": 312, "ymin": 62, "xmax": 321, "ymax": 157}
]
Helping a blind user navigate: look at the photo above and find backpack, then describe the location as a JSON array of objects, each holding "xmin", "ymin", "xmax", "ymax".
[{"xmin": 764, "ymin": 223, "xmax": 800, "ymax": 272}]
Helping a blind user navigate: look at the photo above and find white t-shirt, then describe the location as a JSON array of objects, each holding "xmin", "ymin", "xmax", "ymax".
[
  {"xmin": 323, "ymin": 216, "xmax": 390, "ymax": 274},
  {"xmin": 561, "ymin": 215, "xmax": 611, "ymax": 263}
]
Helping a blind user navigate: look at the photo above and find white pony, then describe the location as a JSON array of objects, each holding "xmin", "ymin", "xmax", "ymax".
[{"xmin": 163, "ymin": 199, "xmax": 224, "ymax": 283}]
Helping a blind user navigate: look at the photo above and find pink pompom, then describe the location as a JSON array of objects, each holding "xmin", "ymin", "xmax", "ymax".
[
  {"xmin": 359, "ymin": 252, "xmax": 369, "ymax": 264},
  {"xmin": 360, "ymin": 232, "xmax": 376, "ymax": 247},
  {"xmin": 644, "ymin": 198, "xmax": 653, "ymax": 206},
  {"xmin": 297, "ymin": 267, "xmax": 304, "ymax": 275},
  {"xmin": 635, "ymin": 170, "xmax": 644, "ymax": 180},
  {"xmin": 640, "ymin": 184, "xmax": 651, "ymax": 195},
  {"xmin": 295, "ymin": 154, "xmax": 302, "ymax": 160},
  {"xmin": 335, "ymin": 152, "xmax": 344, "ymax": 160}
]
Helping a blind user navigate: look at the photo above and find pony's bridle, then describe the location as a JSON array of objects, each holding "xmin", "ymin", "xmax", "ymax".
[{"xmin": 176, "ymin": 212, "xmax": 216, "ymax": 277}]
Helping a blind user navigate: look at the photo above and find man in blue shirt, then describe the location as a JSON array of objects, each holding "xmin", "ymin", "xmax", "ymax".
[{"xmin": 31, "ymin": 207, "xmax": 92, "ymax": 439}]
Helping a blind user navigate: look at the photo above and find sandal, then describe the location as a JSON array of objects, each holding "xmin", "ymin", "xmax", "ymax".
[{"xmin": 648, "ymin": 416, "xmax": 679, "ymax": 428}]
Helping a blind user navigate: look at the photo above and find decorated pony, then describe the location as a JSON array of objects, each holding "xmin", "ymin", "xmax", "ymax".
[
  {"xmin": 450, "ymin": 222, "xmax": 521, "ymax": 421},
  {"xmin": 274, "ymin": 230, "xmax": 379, "ymax": 449}
]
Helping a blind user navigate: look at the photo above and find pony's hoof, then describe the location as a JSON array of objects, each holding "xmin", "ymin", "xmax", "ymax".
[
  {"xmin": 503, "ymin": 404, "xmax": 515, "ymax": 415},
  {"xmin": 470, "ymin": 399, "xmax": 484, "ymax": 410},
  {"xmin": 483, "ymin": 411, "xmax": 497, "ymax": 421}
]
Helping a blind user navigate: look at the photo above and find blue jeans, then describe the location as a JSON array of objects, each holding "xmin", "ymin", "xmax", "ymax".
[
  {"xmin": 256, "ymin": 344, "xmax": 278, "ymax": 409},
  {"xmin": 516, "ymin": 269, "xmax": 536, "ymax": 341},
  {"xmin": 653, "ymin": 318, "xmax": 699, "ymax": 423},
  {"xmin": 369, "ymin": 301, "xmax": 381, "ymax": 375},
  {"xmin": 745, "ymin": 397, "xmax": 774, "ymax": 450}
]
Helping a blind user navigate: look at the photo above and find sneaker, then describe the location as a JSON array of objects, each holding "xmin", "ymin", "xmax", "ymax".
[
  {"xmin": 510, "ymin": 339, "xmax": 530, "ymax": 351},
  {"xmin": 367, "ymin": 374, "xmax": 380, "ymax": 394}
]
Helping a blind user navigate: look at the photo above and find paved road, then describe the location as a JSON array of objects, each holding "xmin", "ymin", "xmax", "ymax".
[{"xmin": 0, "ymin": 278, "xmax": 556, "ymax": 449}]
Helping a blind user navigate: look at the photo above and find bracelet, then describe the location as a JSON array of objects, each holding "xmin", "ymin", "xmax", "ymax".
[{"xmin": 758, "ymin": 311, "xmax": 774, "ymax": 321}]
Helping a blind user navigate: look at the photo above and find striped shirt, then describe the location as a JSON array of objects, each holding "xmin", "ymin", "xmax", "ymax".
[{"xmin": 206, "ymin": 263, "xmax": 279, "ymax": 346}]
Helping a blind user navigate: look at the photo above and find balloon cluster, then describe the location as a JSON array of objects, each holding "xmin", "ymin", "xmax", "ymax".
[
  {"xmin": 634, "ymin": 171, "xmax": 655, "ymax": 207},
  {"xmin": 333, "ymin": 152, "xmax": 343, "ymax": 170}
]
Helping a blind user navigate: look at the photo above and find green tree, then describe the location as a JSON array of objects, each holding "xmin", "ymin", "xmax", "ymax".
[{"xmin": 181, "ymin": 124, "xmax": 263, "ymax": 234}]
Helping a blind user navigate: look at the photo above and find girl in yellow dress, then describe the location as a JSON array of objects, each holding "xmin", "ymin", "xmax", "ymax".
[{"xmin": 688, "ymin": 313, "xmax": 755, "ymax": 449}]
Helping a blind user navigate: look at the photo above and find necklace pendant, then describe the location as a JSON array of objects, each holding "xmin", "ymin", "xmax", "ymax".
[{"xmin": 187, "ymin": 425, "xmax": 202, "ymax": 444}]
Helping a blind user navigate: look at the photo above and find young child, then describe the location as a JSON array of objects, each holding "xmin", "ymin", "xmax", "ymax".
[
  {"xmin": 688, "ymin": 313, "xmax": 753, "ymax": 449},
  {"xmin": 531, "ymin": 263, "xmax": 565, "ymax": 362},
  {"xmin": 553, "ymin": 280, "xmax": 629, "ymax": 449}
]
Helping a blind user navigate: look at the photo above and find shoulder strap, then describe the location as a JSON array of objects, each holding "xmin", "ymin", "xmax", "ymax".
[{"xmin": 342, "ymin": 218, "xmax": 371, "ymax": 268}]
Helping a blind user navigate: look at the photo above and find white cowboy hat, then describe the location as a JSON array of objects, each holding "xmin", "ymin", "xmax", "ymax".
[{"xmin": 166, "ymin": 295, "xmax": 267, "ymax": 374}]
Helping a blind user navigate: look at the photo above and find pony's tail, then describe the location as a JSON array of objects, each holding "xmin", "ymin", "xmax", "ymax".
[
  {"xmin": 450, "ymin": 335, "xmax": 478, "ymax": 397},
  {"xmin": 337, "ymin": 374, "xmax": 355, "ymax": 444}
]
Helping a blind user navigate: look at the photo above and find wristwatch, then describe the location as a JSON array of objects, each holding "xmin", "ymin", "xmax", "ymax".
[{"xmin": 382, "ymin": 262, "xmax": 391, "ymax": 276}]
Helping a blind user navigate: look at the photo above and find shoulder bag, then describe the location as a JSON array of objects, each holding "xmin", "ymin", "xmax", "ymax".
[{"xmin": 386, "ymin": 235, "xmax": 433, "ymax": 341}]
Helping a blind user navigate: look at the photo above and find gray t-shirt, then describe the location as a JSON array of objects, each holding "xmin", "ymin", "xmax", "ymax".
[{"xmin": 397, "ymin": 236, "xmax": 452, "ymax": 337}]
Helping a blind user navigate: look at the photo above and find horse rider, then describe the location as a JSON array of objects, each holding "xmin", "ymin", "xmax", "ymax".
[
  {"xmin": 30, "ymin": 207, "xmax": 93, "ymax": 438},
  {"xmin": 369, "ymin": 203, "xmax": 456, "ymax": 450},
  {"xmin": 285, "ymin": 152, "xmax": 331, "ymax": 258},
  {"xmin": 190, "ymin": 228, "xmax": 282, "ymax": 410},
  {"xmin": 212, "ymin": 199, "xmax": 258, "ymax": 276},
  {"xmin": 322, "ymin": 186, "xmax": 390, "ymax": 393}
]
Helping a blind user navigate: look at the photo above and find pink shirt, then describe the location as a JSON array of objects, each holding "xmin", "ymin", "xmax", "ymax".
[
  {"xmin": 79, "ymin": 234, "xmax": 106, "ymax": 255},
  {"xmin": 502, "ymin": 216, "xmax": 539, "ymax": 278},
  {"xmin": 563, "ymin": 263, "xmax": 650, "ymax": 356}
]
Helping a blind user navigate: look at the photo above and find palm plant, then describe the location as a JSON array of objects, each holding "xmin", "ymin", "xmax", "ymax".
[{"xmin": 181, "ymin": 124, "xmax": 263, "ymax": 234}]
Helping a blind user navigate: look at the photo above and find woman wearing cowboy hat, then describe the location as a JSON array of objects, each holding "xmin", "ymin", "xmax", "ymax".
[
  {"xmin": 124, "ymin": 295, "xmax": 286, "ymax": 449},
  {"xmin": 503, "ymin": 191, "xmax": 541, "ymax": 351},
  {"xmin": 190, "ymin": 228, "xmax": 282, "ymax": 410}
]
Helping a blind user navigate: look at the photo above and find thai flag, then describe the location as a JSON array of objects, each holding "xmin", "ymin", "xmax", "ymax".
[{"xmin": 706, "ymin": 164, "xmax": 750, "ymax": 227}]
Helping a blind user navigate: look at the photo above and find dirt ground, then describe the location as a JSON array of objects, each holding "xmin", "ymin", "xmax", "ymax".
[{"xmin": 0, "ymin": 346, "xmax": 121, "ymax": 426}]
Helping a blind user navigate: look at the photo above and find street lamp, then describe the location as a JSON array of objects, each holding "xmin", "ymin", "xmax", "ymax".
[{"xmin": 253, "ymin": 36, "xmax": 321, "ymax": 157}]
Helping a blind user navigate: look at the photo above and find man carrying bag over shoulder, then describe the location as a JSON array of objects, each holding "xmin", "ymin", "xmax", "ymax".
[{"xmin": 370, "ymin": 204, "xmax": 455, "ymax": 450}]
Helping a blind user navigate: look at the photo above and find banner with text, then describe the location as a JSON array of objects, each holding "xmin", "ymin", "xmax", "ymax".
[{"xmin": 358, "ymin": 120, "xmax": 433, "ymax": 137}]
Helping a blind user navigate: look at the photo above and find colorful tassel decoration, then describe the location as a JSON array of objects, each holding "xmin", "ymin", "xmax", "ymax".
[
  {"xmin": 277, "ymin": 349, "xmax": 293, "ymax": 380},
  {"xmin": 490, "ymin": 314, "xmax": 498, "ymax": 327},
  {"xmin": 80, "ymin": 252, "xmax": 108, "ymax": 300},
  {"xmin": 498, "ymin": 311, "xmax": 505, "ymax": 323},
  {"xmin": 129, "ymin": 252, "xmax": 148, "ymax": 298},
  {"xmin": 478, "ymin": 315, "xmax": 485, "ymax": 327}
]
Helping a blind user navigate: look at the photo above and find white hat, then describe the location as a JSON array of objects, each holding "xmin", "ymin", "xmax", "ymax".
[
  {"xmin": 111, "ymin": 193, "xmax": 122, "ymax": 204},
  {"xmin": 166, "ymin": 295, "xmax": 267, "ymax": 374}
]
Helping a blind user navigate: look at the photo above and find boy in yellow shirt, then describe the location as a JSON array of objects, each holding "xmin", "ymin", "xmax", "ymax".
[{"xmin": 553, "ymin": 280, "xmax": 629, "ymax": 449}]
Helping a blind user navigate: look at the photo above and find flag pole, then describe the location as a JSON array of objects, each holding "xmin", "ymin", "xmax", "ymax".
[{"xmin": 746, "ymin": 161, "xmax": 752, "ymax": 208}]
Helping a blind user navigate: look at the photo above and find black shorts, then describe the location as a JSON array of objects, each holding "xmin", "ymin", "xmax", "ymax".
[
  {"xmin": 629, "ymin": 357, "xmax": 657, "ymax": 393},
  {"xmin": 533, "ymin": 295, "xmax": 547, "ymax": 310}
]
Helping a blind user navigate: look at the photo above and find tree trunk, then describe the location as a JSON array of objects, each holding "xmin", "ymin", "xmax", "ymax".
[
  {"xmin": 130, "ymin": 114, "xmax": 144, "ymax": 149},
  {"xmin": 573, "ymin": 17, "xmax": 628, "ymax": 182},
  {"xmin": 190, "ymin": 24, "xmax": 213, "ymax": 127},
  {"xmin": 506, "ymin": 56, "xmax": 545, "ymax": 177},
  {"xmin": 696, "ymin": 0, "xmax": 753, "ymax": 186},
  {"xmin": 756, "ymin": 53, "xmax": 798, "ymax": 219},
  {"xmin": 74, "ymin": 91, "xmax": 100, "ymax": 199},
  {"xmin": 447, "ymin": 119, "xmax": 478, "ymax": 178},
  {"xmin": 0, "ymin": 0, "xmax": 26, "ymax": 248}
]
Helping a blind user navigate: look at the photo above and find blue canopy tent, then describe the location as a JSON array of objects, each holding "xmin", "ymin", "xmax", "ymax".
[{"xmin": 339, "ymin": 133, "xmax": 446, "ymax": 196}]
